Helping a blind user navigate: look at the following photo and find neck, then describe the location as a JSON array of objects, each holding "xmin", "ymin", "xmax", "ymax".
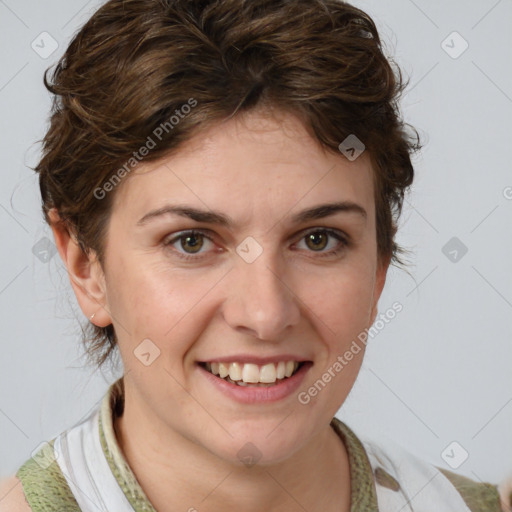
[{"xmin": 113, "ymin": 387, "xmax": 351, "ymax": 512}]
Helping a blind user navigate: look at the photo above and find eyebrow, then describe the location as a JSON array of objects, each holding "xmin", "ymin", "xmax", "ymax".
[{"xmin": 136, "ymin": 201, "xmax": 367, "ymax": 227}]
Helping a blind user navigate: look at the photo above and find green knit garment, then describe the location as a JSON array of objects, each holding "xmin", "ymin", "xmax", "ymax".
[{"xmin": 15, "ymin": 378, "xmax": 503, "ymax": 511}]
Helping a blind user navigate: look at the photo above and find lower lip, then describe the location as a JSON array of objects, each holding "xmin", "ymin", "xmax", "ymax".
[{"xmin": 196, "ymin": 362, "xmax": 313, "ymax": 404}]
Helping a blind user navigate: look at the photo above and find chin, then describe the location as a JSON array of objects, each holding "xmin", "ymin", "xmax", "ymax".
[{"xmin": 212, "ymin": 428, "xmax": 306, "ymax": 468}]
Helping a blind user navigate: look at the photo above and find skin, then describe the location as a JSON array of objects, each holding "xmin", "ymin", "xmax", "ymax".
[{"xmin": 50, "ymin": 107, "xmax": 389, "ymax": 512}]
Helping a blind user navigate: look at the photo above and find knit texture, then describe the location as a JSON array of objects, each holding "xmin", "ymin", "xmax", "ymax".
[
  {"xmin": 16, "ymin": 438, "xmax": 80, "ymax": 511},
  {"xmin": 437, "ymin": 467, "xmax": 502, "ymax": 512},
  {"xmin": 331, "ymin": 417, "xmax": 380, "ymax": 511},
  {"xmin": 98, "ymin": 378, "xmax": 156, "ymax": 512}
]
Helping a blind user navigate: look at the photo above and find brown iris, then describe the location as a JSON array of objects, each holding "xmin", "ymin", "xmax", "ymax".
[
  {"xmin": 305, "ymin": 231, "xmax": 328, "ymax": 251},
  {"xmin": 181, "ymin": 233, "xmax": 204, "ymax": 253}
]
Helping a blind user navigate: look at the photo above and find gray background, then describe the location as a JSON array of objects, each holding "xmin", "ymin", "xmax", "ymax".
[{"xmin": 1, "ymin": 0, "xmax": 511, "ymax": 487}]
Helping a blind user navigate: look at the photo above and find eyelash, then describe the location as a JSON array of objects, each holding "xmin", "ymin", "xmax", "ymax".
[{"xmin": 163, "ymin": 228, "xmax": 349, "ymax": 262}]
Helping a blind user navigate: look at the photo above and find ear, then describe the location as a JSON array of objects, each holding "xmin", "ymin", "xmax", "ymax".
[
  {"xmin": 48, "ymin": 208, "xmax": 112, "ymax": 328},
  {"xmin": 369, "ymin": 254, "xmax": 391, "ymax": 326}
]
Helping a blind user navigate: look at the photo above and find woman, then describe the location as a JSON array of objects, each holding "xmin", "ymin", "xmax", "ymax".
[{"xmin": 1, "ymin": 0, "xmax": 510, "ymax": 510}]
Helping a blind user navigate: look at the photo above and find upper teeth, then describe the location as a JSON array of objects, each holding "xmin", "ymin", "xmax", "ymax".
[{"xmin": 206, "ymin": 361, "xmax": 300, "ymax": 384}]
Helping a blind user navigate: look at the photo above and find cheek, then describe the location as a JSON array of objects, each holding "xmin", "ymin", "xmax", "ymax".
[
  {"xmin": 301, "ymin": 268, "xmax": 374, "ymax": 407},
  {"xmin": 298, "ymin": 263, "xmax": 375, "ymax": 342},
  {"xmin": 105, "ymin": 255, "xmax": 221, "ymax": 345}
]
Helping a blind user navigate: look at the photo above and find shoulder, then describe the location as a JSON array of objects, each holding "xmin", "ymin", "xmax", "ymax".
[
  {"xmin": 0, "ymin": 476, "xmax": 32, "ymax": 512},
  {"xmin": 497, "ymin": 474, "xmax": 512, "ymax": 512},
  {"xmin": 11, "ymin": 439, "xmax": 81, "ymax": 512},
  {"xmin": 353, "ymin": 428, "xmax": 503, "ymax": 512},
  {"xmin": 436, "ymin": 467, "xmax": 504, "ymax": 512}
]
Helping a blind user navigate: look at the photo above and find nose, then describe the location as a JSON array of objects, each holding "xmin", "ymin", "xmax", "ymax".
[{"xmin": 222, "ymin": 251, "xmax": 301, "ymax": 341}]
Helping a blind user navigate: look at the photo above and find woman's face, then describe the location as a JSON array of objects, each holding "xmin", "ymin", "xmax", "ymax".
[{"xmin": 95, "ymin": 109, "xmax": 388, "ymax": 465}]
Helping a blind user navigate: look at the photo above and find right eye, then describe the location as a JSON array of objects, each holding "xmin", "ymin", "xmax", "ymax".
[{"xmin": 163, "ymin": 230, "xmax": 217, "ymax": 260}]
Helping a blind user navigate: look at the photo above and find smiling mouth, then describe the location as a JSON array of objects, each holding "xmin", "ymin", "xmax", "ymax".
[{"xmin": 198, "ymin": 361, "xmax": 307, "ymax": 387}]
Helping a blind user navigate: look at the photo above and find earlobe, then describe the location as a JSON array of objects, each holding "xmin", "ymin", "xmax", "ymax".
[{"xmin": 48, "ymin": 208, "xmax": 112, "ymax": 328}]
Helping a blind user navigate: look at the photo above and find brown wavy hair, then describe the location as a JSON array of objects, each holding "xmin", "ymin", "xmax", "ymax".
[{"xmin": 36, "ymin": 0, "xmax": 420, "ymax": 369}]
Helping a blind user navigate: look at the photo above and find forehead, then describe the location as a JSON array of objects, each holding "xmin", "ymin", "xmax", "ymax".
[{"xmin": 111, "ymin": 109, "xmax": 376, "ymax": 226}]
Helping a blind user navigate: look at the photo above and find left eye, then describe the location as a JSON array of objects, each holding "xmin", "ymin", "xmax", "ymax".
[{"xmin": 294, "ymin": 229, "xmax": 347, "ymax": 255}]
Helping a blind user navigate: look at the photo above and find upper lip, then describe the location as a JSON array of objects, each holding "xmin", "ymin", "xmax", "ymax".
[{"xmin": 198, "ymin": 355, "xmax": 312, "ymax": 365}]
